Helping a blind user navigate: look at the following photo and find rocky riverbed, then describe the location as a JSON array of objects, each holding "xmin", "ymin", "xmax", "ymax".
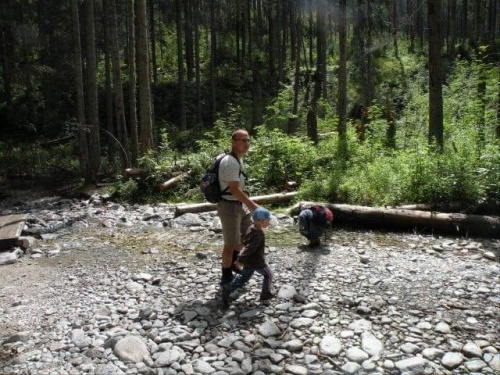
[{"xmin": 0, "ymin": 190, "xmax": 499, "ymax": 375}]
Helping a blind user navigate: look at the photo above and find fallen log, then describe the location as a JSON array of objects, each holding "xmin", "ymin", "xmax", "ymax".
[
  {"xmin": 175, "ymin": 192, "xmax": 298, "ymax": 216},
  {"xmin": 124, "ymin": 168, "xmax": 149, "ymax": 178},
  {"xmin": 322, "ymin": 203, "xmax": 499, "ymax": 238},
  {"xmin": 159, "ymin": 172, "xmax": 189, "ymax": 191},
  {"xmin": 41, "ymin": 134, "xmax": 75, "ymax": 148}
]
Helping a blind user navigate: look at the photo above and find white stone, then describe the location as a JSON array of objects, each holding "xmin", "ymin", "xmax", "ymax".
[
  {"xmin": 319, "ymin": 335, "xmax": 342, "ymax": 356},
  {"xmin": 434, "ymin": 321, "xmax": 451, "ymax": 333},
  {"xmin": 395, "ymin": 357, "xmax": 427, "ymax": 373},
  {"xmin": 462, "ymin": 342, "xmax": 482, "ymax": 358},
  {"xmin": 114, "ymin": 336, "xmax": 149, "ymax": 363},
  {"xmin": 290, "ymin": 318, "xmax": 314, "ymax": 329},
  {"xmin": 361, "ymin": 332, "xmax": 384, "ymax": 356},
  {"xmin": 342, "ymin": 362, "xmax": 361, "ymax": 374},
  {"xmin": 192, "ymin": 359, "xmax": 215, "ymax": 374},
  {"xmin": 348, "ymin": 319, "xmax": 372, "ymax": 332},
  {"xmin": 284, "ymin": 364, "xmax": 308, "ymax": 375},
  {"xmin": 422, "ymin": 347, "xmax": 445, "ymax": 360},
  {"xmin": 345, "ymin": 347, "xmax": 369, "ymax": 363},
  {"xmin": 441, "ymin": 352, "xmax": 464, "ymax": 369},
  {"xmin": 277, "ymin": 285, "xmax": 297, "ymax": 299},
  {"xmin": 258, "ymin": 320, "xmax": 281, "ymax": 337}
]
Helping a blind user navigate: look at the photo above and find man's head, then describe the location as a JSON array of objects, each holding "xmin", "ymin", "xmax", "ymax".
[{"xmin": 231, "ymin": 129, "xmax": 250, "ymax": 157}]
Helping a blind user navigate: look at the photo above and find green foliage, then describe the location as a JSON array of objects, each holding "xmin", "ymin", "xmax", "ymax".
[
  {"xmin": 112, "ymin": 178, "xmax": 139, "ymax": 201},
  {"xmin": 337, "ymin": 139, "xmax": 499, "ymax": 208},
  {"xmin": 0, "ymin": 141, "xmax": 78, "ymax": 179},
  {"xmin": 263, "ymin": 84, "xmax": 295, "ymax": 132},
  {"xmin": 247, "ymin": 126, "xmax": 319, "ymax": 194}
]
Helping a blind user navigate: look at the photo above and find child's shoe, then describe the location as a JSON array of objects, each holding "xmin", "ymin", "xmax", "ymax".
[{"xmin": 260, "ymin": 291, "xmax": 275, "ymax": 301}]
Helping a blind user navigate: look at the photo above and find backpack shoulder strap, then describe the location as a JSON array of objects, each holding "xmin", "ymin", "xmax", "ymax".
[
  {"xmin": 227, "ymin": 151, "xmax": 247, "ymax": 178},
  {"xmin": 227, "ymin": 151, "xmax": 240, "ymax": 164}
]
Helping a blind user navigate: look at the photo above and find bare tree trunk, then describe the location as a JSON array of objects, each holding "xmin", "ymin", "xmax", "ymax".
[
  {"xmin": 0, "ymin": 9, "xmax": 12, "ymax": 111},
  {"xmin": 252, "ymin": 65, "xmax": 263, "ymax": 129},
  {"xmin": 366, "ymin": 0, "xmax": 374, "ymax": 109},
  {"xmin": 461, "ymin": 0, "xmax": 468, "ymax": 41},
  {"xmin": 194, "ymin": 0, "xmax": 203, "ymax": 128},
  {"xmin": 176, "ymin": 0, "xmax": 186, "ymax": 131},
  {"xmin": 308, "ymin": 0, "xmax": 314, "ymax": 67},
  {"xmin": 448, "ymin": 0, "xmax": 456, "ymax": 58},
  {"xmin": 256, "ymin": 0, "xmax": 264, "ymax": 48},
  {"xmin": 474, "ymin": 0, "xmax": 481, "ymax": 44},
  {"xmin": 137, "ymin": 0, "xmax": 153, "ymax": 154},
  {"xmin": 184, "ymin": 0, "xmax": 194, "ymax": 81},
  {"xmin": 477, "ymin": 63, "xmax": 486, "ymax": 147},
  {"xmin": 103, "ymin": 4, "xmax": 115, "ymax": 171},
  {"xmin": 247, "ymin": 0, "xmax": 252, "ymax": 62},
  {"xmin": 416, "ymin": 0, "xmax": 424, "ymax": 48},
  {"xmin": 84, "ymin": 0, "xmax": 101, "ymax": 181},
  {"xmin": 128, "ymin": 0, "xmax": 139, "ymax": 165},
  {"xmin": 70, "ymin": 0, "xmax": 91, "ymax": 182},
  {"xmin": 288, "ymin": 11, "xmax": 301, "ymax": 135},
  {"xmin": 408, "ymin": 0, "xmax": 414, "ymax": 51},
  {"xmin": 496, "ymin": 76, "xmax": 500, "ymax": 140},
  {"xmin": 241, "ymin": 0, "xmax": 247, "ymax": 64},
  {"xmin": 108, "ymin": 0, "xmax": 130, "ymax": 170},
  {"xmin": 392, "ymin": 0, "xmax": 399, "ymax": 56},
  {"xmin": 210, "ymin": 0, "xmax": 217, "ymax": 123},
  {"xmin": 279, "ymin": 0, "xmax": 288, "ymax": 82},
  {"xmin": 385, "ymin": 88, "xmax": 396, "ymax": 148},
  {"xmin": 307, "ymin": 108, "xmax": 318, "ymax": 144},
  {"xmin": 337, "ymin": 0, "xmax": 347, "ymax": 150},
  {"xmin": 488, "ymin": 0, "xmax": 497, "ymax": 44},
  {"xmin": 149, "ymin": 0, "xmax": 157, "ymax": 85},
  {"xmin": 236, "ymin": 0, "xmax": 241, "ymax": 66},
  {"xmin": 317, "ymin": 0, "xmax": 327, "ymax": 99},
  {"xmin": 290, "ymin": 0, "xmax": 296, "ymax": 63},
  {"xmin": 428, "ymin": 0, "xmax": 444, "ymax": 151},
  {"xmin": 268, "ymin": 3, "xmax": 277, "ymax": 81}
]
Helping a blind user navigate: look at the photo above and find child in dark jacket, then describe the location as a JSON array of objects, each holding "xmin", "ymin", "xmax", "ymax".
[{"xmin": 222, "ymin": 207, "xmax": 275, "ymax": 307}]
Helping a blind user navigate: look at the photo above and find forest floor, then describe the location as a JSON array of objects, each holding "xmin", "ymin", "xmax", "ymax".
[{"xmin": 0, "ymin": 184, "xmax": 499, "ymax": 375}]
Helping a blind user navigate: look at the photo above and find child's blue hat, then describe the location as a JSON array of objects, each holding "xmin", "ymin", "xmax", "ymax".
[{"xmin": 253, "ymin": 207, "xmax": 271, "ymax": 222}]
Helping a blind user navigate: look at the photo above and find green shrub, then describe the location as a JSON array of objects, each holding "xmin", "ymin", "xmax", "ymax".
[
  {"xmin": 113, "ymin": 179, "xmax": 139, "ymax": 201},
  {"xmin": 247, "ymin": 126, "xmax": 320, "ymax": 194}
]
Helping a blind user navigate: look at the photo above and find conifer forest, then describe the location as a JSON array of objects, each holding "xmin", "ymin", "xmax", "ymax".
[{"xmin": 0, "ymin": 0, "xmax": 499, "ymax": 209}]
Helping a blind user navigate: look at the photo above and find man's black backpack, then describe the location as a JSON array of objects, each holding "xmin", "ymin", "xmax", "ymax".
[
  {"xmin": 200, "ymin": 151, "xmax": 241, "ymax": 203},
  {"xmin": 310, "ymin": 204, "xmax": 334, "ymax": 228}
]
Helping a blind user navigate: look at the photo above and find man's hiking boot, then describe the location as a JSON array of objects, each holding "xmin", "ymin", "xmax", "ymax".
[
  {"xmin": 221, "ymin": 285, "xmax": 231, "ymax": 308},
  {"xmin": 260, "ymin": 292, "xmax": 275, "ymax": 301},
  {"xmin": 308, "ymin": 239, "xmax": 321, "ymax": 248},
  {"xmin": 220, "ymin": 268, "xmax": 234, "ymax": 286}
]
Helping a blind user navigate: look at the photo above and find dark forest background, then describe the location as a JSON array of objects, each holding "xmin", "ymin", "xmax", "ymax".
[{"xmin": 0, "ymin": 0, "xmax": 499, "ymax": 210}]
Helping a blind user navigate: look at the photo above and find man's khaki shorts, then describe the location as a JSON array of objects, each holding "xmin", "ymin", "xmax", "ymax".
[{"xmin": 217, "ymin": 200, "xmax": 252, "ymax": 246}]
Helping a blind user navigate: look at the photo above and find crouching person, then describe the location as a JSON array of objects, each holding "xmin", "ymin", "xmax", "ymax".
[{"xmin": 298, "ymin": 203, "xmax": 333, "ymax": 247}]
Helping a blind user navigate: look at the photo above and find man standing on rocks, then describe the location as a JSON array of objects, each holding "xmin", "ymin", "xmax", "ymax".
[{"xmin": 217, "ymin": 129, "xmax": 259, "ymax": 286}]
